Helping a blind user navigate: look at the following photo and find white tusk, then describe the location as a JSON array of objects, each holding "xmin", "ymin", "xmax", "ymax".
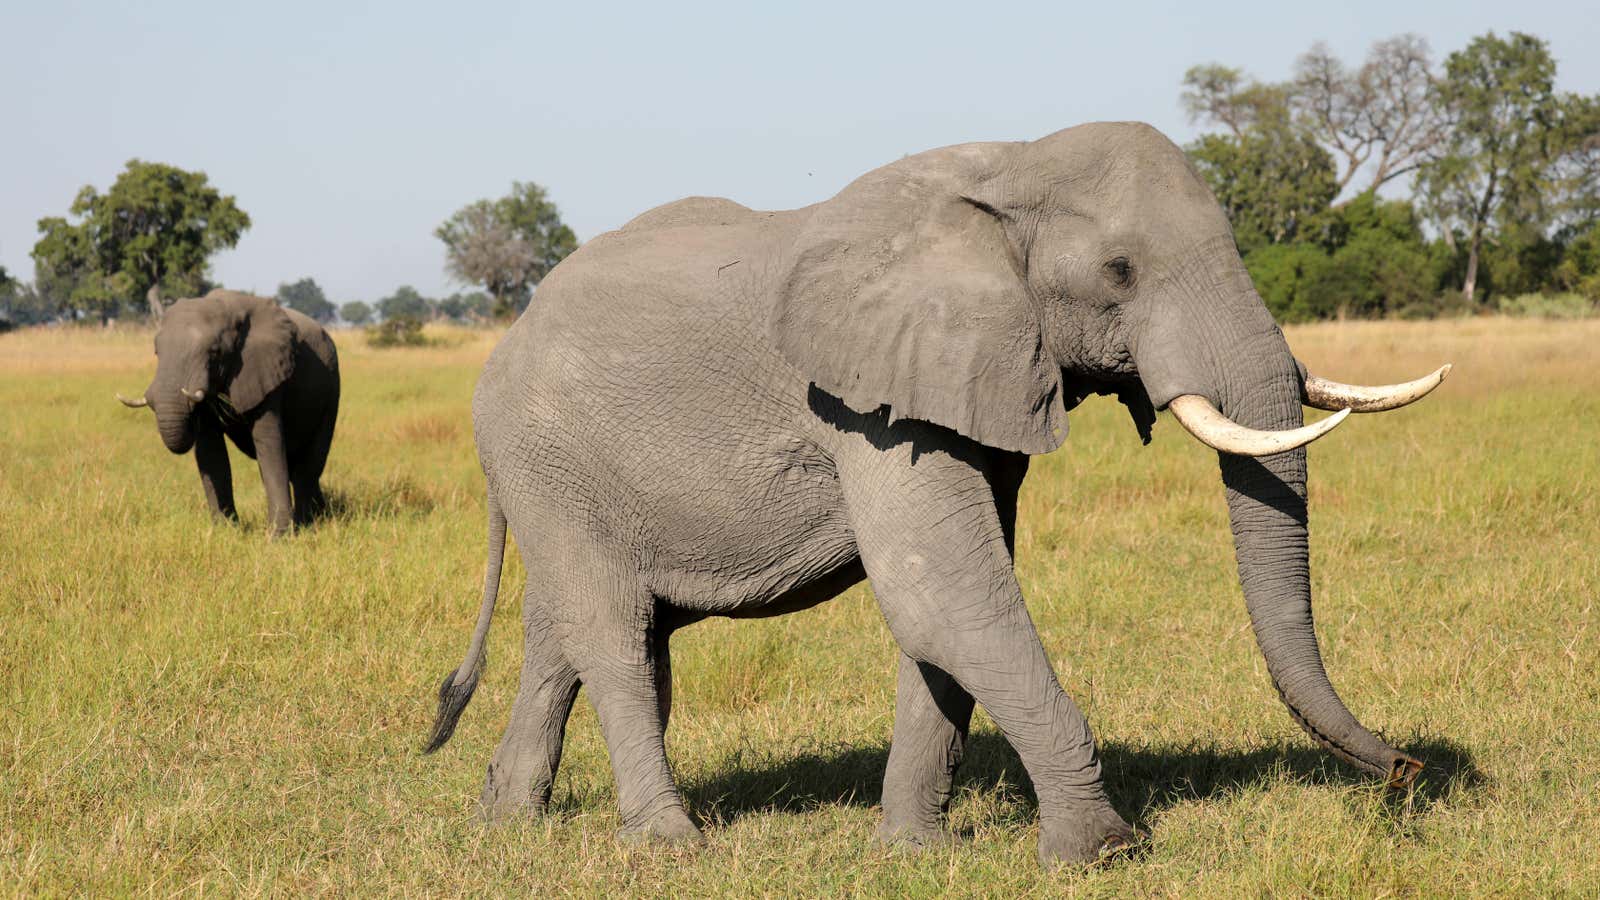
[
  {"xmin": 1303, "ymin": 364, "xmax": 1452, "ymax": 412},
  {"xmin": 116, "ymin": 393, "xmax": 150, "ymax": 408},
  {"xmin": 1168, "ymin": 394, "xmax": 1350, "ymax": 457},
  {"xmin": 180, "ymin": 387, "xmax": 206, "ymax": 402}
]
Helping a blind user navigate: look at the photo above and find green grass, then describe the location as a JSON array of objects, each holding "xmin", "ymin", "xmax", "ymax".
[{"xmin": 3, "ymin": 318, "xmax": 1598, "ymax": 896}]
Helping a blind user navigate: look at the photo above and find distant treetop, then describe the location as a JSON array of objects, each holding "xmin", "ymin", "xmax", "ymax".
[{"xmin": 30, "ymin": 159, "xmax": 249, "ymax": 323}]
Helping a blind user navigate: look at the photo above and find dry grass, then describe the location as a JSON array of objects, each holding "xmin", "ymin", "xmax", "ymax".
[{"xmin": 2, "ymin": 317, "xmax": 1597, "ymax": 896}]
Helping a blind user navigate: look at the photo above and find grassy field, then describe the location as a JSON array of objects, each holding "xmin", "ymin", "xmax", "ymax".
[{"xmin": 3, "ymin": 317, "xmax": 1597, "ymax": 897}]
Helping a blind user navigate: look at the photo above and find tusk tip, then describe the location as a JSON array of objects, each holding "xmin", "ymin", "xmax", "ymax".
[{"xmin": 1302, "ymin": 362, "xmax": 1454, "ymax": 412}]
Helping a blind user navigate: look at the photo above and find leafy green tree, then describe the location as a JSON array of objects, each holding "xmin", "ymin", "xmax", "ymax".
[
  {"xmin": 1416, "ymin": 32, "xmax": 1581, "ymax": 304},
  {"xmin": 376, "ymin": 285, "xmax": 434, "ymax": 321},
  {"xmin": 0, "ymin": 267, "xmax": 15, "ymax": 328},
  {"xmin": 2, "ymin": 281, "xmax": 69, "ymax": 326},
  {"xmin": 276, "ymin": 277, "xmax": 336, "ymax": 323},
  {"xmin": 340, "ymin": 300, "xmax": 373, "ymax": 325},
  {"xmin": 1553, "ymin": 223, "xmax": 1600, "ymax": 300},
  {"xmin": 1551, "ymin": 102, "xmax": 1600, "ymax": 237},
  {"xmin": 1188, "ymin": 110, "xmax": 1339, "ymax": 253},
  {"xmin": 437, "ymin": 290, "xmax": 491, "ymax": 322},
  {"xmin": 1243, "ymin": 243, "xmax": 1332, "ymax": 322},
  {"xmin": 436, "ymin": 181, "xmax": 578, "ymax": 318},
  {"xmin": 1181, "ymin": 65, "xmax": 1291, "ymax": 138},
  {"xmin": 30, "ymin": 160, "xmax": 249, "ymax": 321}
]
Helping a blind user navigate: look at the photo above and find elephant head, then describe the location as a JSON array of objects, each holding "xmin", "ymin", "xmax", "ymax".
[
  {"xmin": 772, "ymin": 122, "xmax": 1446, "ymax": 785},
  {"xmin": 118, "ymin": 290, "xmax": 296, "ymax": 452}
]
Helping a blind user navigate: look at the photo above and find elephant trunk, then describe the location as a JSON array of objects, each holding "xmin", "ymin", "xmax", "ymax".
[
  {"xmin": 1214, "ymin": 339, "xmax": 1421, "ymax": 787},
  {"xmin": 1132, "ymin": 268, "xmax": 1420, "ymax": 787},
  {"xmin": 152, "ymin": 389, "xmax": 197, "ymax": 454}
]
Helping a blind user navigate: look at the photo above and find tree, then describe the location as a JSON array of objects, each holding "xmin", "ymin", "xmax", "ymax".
[
  {"xmin": 437, "ymin": 290, "xmax": 491, "ymax": 322},
  {"xmin": 1181, "ymin": 65, "xmax": 1290, "ymax": 138},
  {"xmin": 1416, "ymin": 32, "xmax": 1577, "ymax": 304},
  {"xmin": 376, "ymin": 285, "xmax": 434, "ymax": 321},
  {"xmin": 30, "ymin": 160, "xmax": 249, "ymax": 321},
  {"xmin": 436, "ymin": 181, "xmax": 578, "ymax": 318},
  {"xmin": 1550, "ymin": 99, "xmax": 1600, "ymax": 237},
  {"xmin": 0, "ymin": 267, "xmax": 14, "ymax": 328},
  {"xmin": 1187, "ymin": 106, "xmax": 1339, "ymax": 253},
  {"xmin": 276, "ymin": 277, "xmax": 336, "ymax": 323},
  {"xmin": 1292, "ymin": 36, "xmax": 1448, "ymax": 195},
  {"xmin": 340, "ymin": 301, "xmax": 373, "ymax": 325},
  {"xmin": 5, "ymin": 282, "xmax": 68, "ymax": 325}
]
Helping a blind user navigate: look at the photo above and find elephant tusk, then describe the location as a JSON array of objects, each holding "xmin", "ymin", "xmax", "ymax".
[
  {"xmin": 180, "ymin": 387, "xmax": 206, "ymax": 402},
  {"xmin": 1302, "ymin": 364, "xmax": 1452, "ymax": 413},
  {"xmin": 1168, "ymin": 394, "xmax": 1350, "ymax": 457},
  {"xmin": 116, "ymin": 393, "xmax": 149, "ymax": 408}
]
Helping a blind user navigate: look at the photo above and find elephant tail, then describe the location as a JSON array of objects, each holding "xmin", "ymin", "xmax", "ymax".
[{"xmin": 424, "ymin": 493, "xmax": 508, "ymax": 753}]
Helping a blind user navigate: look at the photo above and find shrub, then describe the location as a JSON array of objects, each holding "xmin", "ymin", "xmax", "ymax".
[
  {"xmin": 1245, "ymin": 243, "xmax": 1332, "ymax": 323},
  {"xmin": 1393, "ymin": 290, "xmax": 1479, "ymax": 320},
  {"xmin": 367, "ymin": 314, "xmax": 430, "ymax": 348},
  {"xmin": 1494, "ymin": 292, "xmax": 1598, "ymax": 319}
]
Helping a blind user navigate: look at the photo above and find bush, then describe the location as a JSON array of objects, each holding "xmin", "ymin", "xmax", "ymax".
[
  {"xmin": 1392, "ymin": 290, "xmax": 1479, "ymax": 320},
  {"xmin": 1245, "ymin": 243, "xmax": 1333, "ymax": 323},
  {"xmin": 1494, "ymin": 292, "xmax": 1598, "ymax": 319},
  {"xmin": 1245, "ymin": 194, "xmax": 1437, "ymax": 323},
  {"xmin": 367, "ymin": 315, "xmax": 430, "ymax": 347}
]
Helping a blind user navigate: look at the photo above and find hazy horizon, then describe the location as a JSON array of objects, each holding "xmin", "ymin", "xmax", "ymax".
[{"xmin": 4, "ymin": 0, "xmax": 1597, "ymax": 305}]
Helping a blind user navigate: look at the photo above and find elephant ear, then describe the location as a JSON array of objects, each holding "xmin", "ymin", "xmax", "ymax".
[
  {"xmin": 225, "ymin": 292, "xmax": 296, "ymax": 412},
  {"xmin": 770, "ymin": 144, "xmax": 1067, "ymax": 455}
]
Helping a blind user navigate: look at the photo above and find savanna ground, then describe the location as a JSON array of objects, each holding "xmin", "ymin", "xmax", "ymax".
[{"xmin": 2, "ymin": 317, "xmax": 1597, "ymax": 897}]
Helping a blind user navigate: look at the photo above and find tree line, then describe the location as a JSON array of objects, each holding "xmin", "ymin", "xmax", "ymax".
[
  {"xmin": 2, "ymin": 163, "xmax": 577, "ymax": 328},
  {"xmin": 1184, "ymin": 30, "xmax": 1600, "ymax": 320},
  {"xmin": 6, "ymin": 29, "xmax": 1596, "ymax": 330}
]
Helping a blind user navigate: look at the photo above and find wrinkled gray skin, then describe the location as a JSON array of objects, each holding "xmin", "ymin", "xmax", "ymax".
[
  {"xmin": 426, "ymin": 123, "xmax": 1422, "ymax": 867},
  {"xmin": 128, "ymin": 290, "xmax": 339, "ymax": 536}
]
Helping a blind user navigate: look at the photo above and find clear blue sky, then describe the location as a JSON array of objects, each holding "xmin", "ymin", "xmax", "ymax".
[{"xmin": 3, "ymin": 1, "xmax": 1597, "ymax": 305}]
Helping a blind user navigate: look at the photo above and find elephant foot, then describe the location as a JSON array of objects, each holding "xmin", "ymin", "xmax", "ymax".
[
  {"xmin": 478, "ymin": 762, "xmax": 555, "ymax": 824},
  {"xmin": 618, "ymin": 807, "xmax": 705, "ymax": 847},
  {"xmin": 478, "ymin": 791, "xmax": 547, "ymax": 825},
  {"xmin": 874, "ymin": 817, "xmax": 955, "ymax": 851},
  {"xmin": 1037, "ymin": 805, "xmax": 1141, "ymax": 870}
]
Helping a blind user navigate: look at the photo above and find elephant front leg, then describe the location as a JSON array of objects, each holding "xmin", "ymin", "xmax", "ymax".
[
  {"xmin": 193, "ymin": 419, "xmax": 237, "ymax": 523},
  {"xmin": 249, "ymin": 404, "xmax": 294, "ymax": 536},
  {"xmin": 877, "ymin": 653, "xmax": 974, "ymax": 848},
  {"xmin": 839, "ymin": 448, "xmax": 1135, "ymax": 868}
]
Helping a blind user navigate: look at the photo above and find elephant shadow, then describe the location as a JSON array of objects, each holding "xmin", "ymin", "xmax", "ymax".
[
  {"xmin": 681, "ymin": 731, "xmax": 1482, "ymax": 833},
  {"xmin": 320, "ymin": 475, "xmax": 441, "ymax": 523}
]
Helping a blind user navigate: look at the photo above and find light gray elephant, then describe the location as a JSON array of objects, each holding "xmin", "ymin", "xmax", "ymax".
[
  {"xmin": 118, "ymin": 290, "xmax": 340, "ymax": 535},
  {"xmin": 424, "ymin": 122, "xmax": 1449, "ymax": 867}
]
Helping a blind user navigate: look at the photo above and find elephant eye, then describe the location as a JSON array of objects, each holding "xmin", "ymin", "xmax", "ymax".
[{"xmin": 1105, "ymin": 257, "xmax": 1134, "ymax": 288}]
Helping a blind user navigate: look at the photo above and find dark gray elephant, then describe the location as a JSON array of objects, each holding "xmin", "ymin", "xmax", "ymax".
[
  {"xmin": 118, "ymin": 290, "xmax": 340, "ymax": 535},
  {"xmin": 424, "ymin": 123, "xmax": 1449, "ymax": 867}
]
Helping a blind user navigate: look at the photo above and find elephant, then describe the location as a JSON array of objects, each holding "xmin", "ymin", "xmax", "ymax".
[
  {"xmin": 117, "ymin": 289, "xmax": 340, "ymax": 536},
  {"xmin": 423, "ymin": 122, "xmax": 1449, "ymax": 867}
]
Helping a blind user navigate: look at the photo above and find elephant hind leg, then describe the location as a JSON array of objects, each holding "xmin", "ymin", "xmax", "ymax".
[
  {"xmin": 290, "ymin": 412, "xmax": 336, "ymax": 524},
  {"xmin": 481, "ymin": 587, "xmax": 581, "ymax": 822},
  {"xmin": 877, "ymin": 652, "xmax": 974, "ymax": 847},
  {"xmin": 546, "ymin": 548, "xmax": 701, "ymax": 845}
]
